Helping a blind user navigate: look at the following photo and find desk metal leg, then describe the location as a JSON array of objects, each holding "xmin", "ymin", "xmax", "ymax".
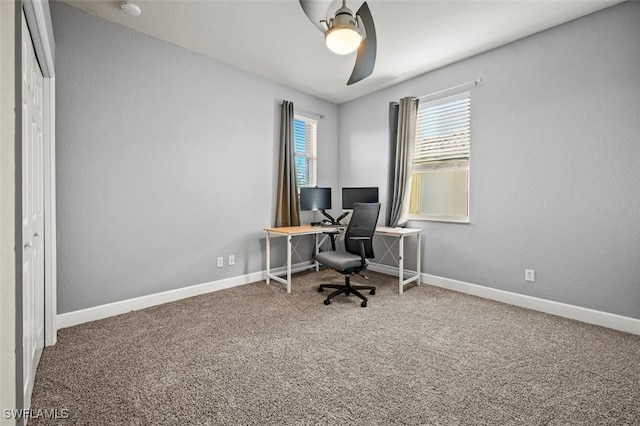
[
  {"xmin": 399, "ymin": 235, "xmax": 404, "ymax": 294},
  {"xmin": 416, "ymin": 233, "xmax": 421, "ymax": 286},
  {"xmin": 266, "ymin": 232, "xmax": 271, "ymax": 284},
  {"xmin": 286, "ymin": 235, "xmax": 292, "ymax": 293},
  {"xmin": 314, "ymin": 234, "xmax": 320, "ymax": 271},
  {"xmin": 264, "ymin": 228, "xmax": 340, "ymax": 293}
]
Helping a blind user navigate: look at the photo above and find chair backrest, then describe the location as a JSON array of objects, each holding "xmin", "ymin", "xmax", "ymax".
[{"xmin": 344, "ymin": 203, "xmax": 381, "ymax": 259}]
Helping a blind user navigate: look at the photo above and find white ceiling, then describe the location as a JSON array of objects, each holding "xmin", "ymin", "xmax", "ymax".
[{"xmin": 58, "ymin": 0, "xmax": 623, "ymax": 104}]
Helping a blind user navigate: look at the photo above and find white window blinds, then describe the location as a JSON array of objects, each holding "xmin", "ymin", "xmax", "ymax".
[
  {"xmin": 293, "ymin": 115, "xmax": 317, "ymax": 187},
  {"xmin": 415, "ymin": 91, "xmax": 470, "ymax": 167},
  {"xmin": 409, "ymin": 91, "xmax": 471, "ymax": 222}
]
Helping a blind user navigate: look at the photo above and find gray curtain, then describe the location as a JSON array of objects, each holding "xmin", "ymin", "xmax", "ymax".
[
  {"xmin": 275, "ymin": 101, "xmax": 301, "ymax": 227},
  {"xmin": 386, "ymin": 97, "xmax": 418, "ymax": 227}
]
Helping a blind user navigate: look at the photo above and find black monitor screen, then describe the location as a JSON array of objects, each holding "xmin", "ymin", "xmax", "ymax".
[
  {"xmin": 300, "ymin": 187, "xmax": 332, "ymax": 211},
  {"xmin": 342, "ymin": 187, "xmax": 379, "ymax": 210}
]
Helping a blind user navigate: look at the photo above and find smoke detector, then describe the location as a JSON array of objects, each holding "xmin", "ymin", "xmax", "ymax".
[{"xmin": 120, "ymin": 1, "xmax": 141, "ymax": 17}]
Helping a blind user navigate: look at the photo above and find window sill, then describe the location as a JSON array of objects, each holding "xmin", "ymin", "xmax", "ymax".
[{"xmin": 408, "ymin": 215, "xmax": 469, "ymax": 224}]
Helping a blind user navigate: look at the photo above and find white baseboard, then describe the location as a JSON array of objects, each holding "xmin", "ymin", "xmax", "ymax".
[
  {"xmin": 370, "ymin": 263, "xmax": 639, "ymax": 335},
  {"xmin": 428, "ymin": 273, "xmax": 639, "ymax": 335},
  {"xmin": 57, "ymin": 271, "xmax": 264, "ymax": 330},
  {"xmin": 58, "ymin": 263, "xmax": 640, "ymax": 336},
  {"xmin": 56, "ymin": 261, "xmax": 322, "ymax": 330}
]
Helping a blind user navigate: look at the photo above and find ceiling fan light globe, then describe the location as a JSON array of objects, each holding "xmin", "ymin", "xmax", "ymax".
[
  {"xmin": 325, "ymin": 26, "xmax": 362, "ymax": 55},
  {"xmin": 120, "ymin": 1, "xmax": 141, "ymax": 16}
]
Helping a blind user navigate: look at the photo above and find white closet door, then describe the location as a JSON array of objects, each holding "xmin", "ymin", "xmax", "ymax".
[{"xmin": 21, "ymin": 11, "xmax": 45, "ymax": 412}]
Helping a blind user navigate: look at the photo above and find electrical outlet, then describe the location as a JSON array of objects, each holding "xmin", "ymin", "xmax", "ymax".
[
  {"xmin": 525, "ymin": 269, "xmax": 535, "ymax": 282},
  {"xmin": 228, "ymin": 255, "xmax": 235, "ymax": 266},
  {"xmin": 217, "ymin": 257, "xmax": 224, "ymax": 268}
]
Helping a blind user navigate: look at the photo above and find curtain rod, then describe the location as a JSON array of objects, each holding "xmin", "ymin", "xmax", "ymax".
[
  {"xmin": 417, "ymin": 78, "xmax": 482, "ymax": 101},
  {"xmin": 295, "ymin": 106, "xmax": 325, "ymax": 120},
  {"xmin": 281, "ymin": 101, "xmax": 325, "ymax": 120}
]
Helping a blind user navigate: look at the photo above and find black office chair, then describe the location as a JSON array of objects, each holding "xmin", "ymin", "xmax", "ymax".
[{"xmin": 315, "ymin": 203, "xmax": 381, "ymax": 307}]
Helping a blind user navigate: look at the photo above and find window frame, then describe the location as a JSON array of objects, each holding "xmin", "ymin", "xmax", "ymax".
[
  {"xmin": 408, "ymin": 91, "xmax": 471, "ymax": 223},
  {"xmin": 293, "ymin": 114, "xmax": 318, "ymax": 188}
]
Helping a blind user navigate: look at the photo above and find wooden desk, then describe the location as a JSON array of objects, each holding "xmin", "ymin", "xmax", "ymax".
[
  {"xmin": 264, "ymin": 225, "xmax": 338, "ymax": 293},
  {"xmin": 264, "ymin": 225, "xmax": 422, "ymax": 294}
]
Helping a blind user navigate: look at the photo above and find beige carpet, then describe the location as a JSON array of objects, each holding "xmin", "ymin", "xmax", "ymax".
[{"xmin": 31, "ymin": 270, "xmax": 640, "ymax": 425}]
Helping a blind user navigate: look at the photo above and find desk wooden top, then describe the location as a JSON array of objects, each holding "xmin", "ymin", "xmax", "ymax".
[
  {"xmin": 375, "ymin": 226, "xmax": 423, "ymax": 236},
  {"xmin": 264, "ymin": 225, "xmax": 338, "ymax": 235},
  {"xmin": 265, "ymin": 225, "xmax": 421, "ymax": 236}
]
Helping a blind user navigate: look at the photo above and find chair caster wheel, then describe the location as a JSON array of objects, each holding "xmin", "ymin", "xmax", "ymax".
[
  {"xmin": 345, "ymin": 290, "xmax": 351, "ymax": 296},
  {"xmin": 324, "ymin": 299, "xmax": 331, "ymax": 305},
  {"xmin": 318, "ymin": 287, "xmax": 323, "ymax": 292},
  {"xmin": 361, "ymin": 301, "xmax": 367, "ymax": 308},
  {"xmin": 370, "ymin": 289, "xmax": 376, "ymax": 295}
]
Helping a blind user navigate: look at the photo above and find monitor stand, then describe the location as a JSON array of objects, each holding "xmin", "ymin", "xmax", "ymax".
[
  {"xmin": 335, "ymin": 211, "xmax": 350, "ymax": 225},
  {"xmin": 320, "ymin": 209, "xmax": 339, "ymax": 225},
  {"xmin": 310, "ymin": 210, "xmax": 338, "ymax": 226},
  {"xmin": 311, "ymin": 210, "xmax": 346, "ymax": 226}
]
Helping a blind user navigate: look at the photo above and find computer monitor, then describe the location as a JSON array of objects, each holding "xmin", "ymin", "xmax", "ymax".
[
  {"xmin": 342, "ymin": 187, "xmax": 379, "ymax": 210},
  {"xmin": 299, "ymin": 187, "xmax": 331, "ymax": 211}
]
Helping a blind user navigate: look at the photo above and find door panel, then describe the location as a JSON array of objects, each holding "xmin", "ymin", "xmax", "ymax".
[{"xmin": 21, "ymin": 11, "xmax": 45, "ymax": 411}]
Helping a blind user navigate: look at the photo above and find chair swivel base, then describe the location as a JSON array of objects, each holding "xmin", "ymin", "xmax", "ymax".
[{"xmin": 318, "ymin": 275, "xmax": 375, "ymax": 307}]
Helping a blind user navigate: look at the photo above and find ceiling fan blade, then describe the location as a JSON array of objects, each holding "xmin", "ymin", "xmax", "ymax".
[
  {"xmin": 299, "ymin": 0, "xmax": 333, "ymax": 32},
  {"xmin": 347, "ymin": 1, "xmax": 376, "ymax": 85}
]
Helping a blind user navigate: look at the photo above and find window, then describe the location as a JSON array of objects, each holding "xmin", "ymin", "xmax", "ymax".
[
  {"xmin": 293, "ymin": 115, "xmax": 318, "ymax": 187},
  {"xmin": 409, "ymin": 92, "xmax": 470, "ymax": 222}
]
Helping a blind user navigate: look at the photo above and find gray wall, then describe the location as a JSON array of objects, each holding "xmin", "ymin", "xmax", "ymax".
[
  {"xmin": 53, "ymin": 1, "xmax": 639, "ymax": 320},
  {"xmin": 51, "ymin": 2, "xmax": 339, "ymax": 313},
  {"xmin": 339, "ymin": 2, "xmax": 640, "ymax": 319}
]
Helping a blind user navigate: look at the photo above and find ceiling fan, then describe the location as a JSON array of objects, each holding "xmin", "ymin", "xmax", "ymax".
[{"xmin": 299, "ymin": 0, "xmax": 377, "ymax": 85}]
